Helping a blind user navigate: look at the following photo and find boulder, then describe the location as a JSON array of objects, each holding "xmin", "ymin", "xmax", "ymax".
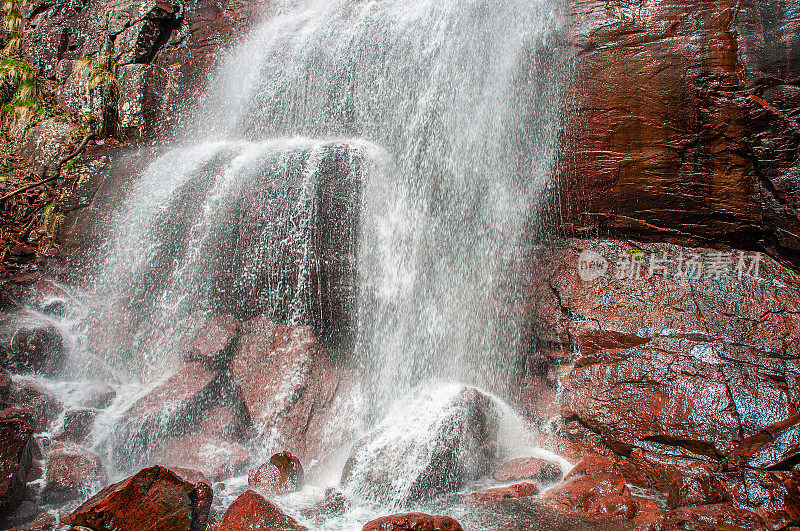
[
  {"xmin": 115, "ymin": 361, "xmax": 221, "ymax": 465},
  {"xmin": 41, "ymin": 440, "xmax": 107, "ymax": 504},
  {"xmin": 9, "ymin": 380, "xmax": 64, "ymax": 432},
  {"xmin": 362, "ymin": 513, "xmax": 463, "ymax": 531},
  {"xmin": 342, "ymin": 386, "xmax": 498, "ymax": 504},
  {"xmin": 54, "ymin": 407, "xmax": 98, "ymax": 444},
  {"xmin": 493, "ymin": 456, "xmax": 562, "ymax": 484},
  {"xmin": 7, "ymin": 323, "xmax": 66, "ymax": 376},
  {"xmin": 179, "ymin": 314, "xmax": 239, "ymax": 369},
  {"xmin": 218, "ymin": 489, "xmax": 307, "ymax": 531},
  {"xmin": 542, "ymin": 455, "xmax": 639, "ymax": 520},
  {"xmin": 0, "ymin": 417, "xmax": 34, "ymax": 517},
  {"xmin": 230, "ymin": 317, "xmax": 362, "ymax": 461},
  {"xmin": 62, "ymin": 465, "xmax": 212, "ymax": 531},
  {"xmin": 248, "ymin": 451, "xmax": 304, "ymax": 495},
  {"xmin": 464, "ymin": 482, "xmax": 540, "ymax": 503},
  {"xmin": 150, "ymin": 434, "xmax": 249, "ymax": 481},
  {"xmin": 27, "ymin": 280, "xmax": 72, "ymax": 317}
]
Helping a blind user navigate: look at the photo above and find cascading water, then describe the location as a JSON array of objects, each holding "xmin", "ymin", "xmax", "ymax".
[{"xmin": 14, "ymin": 0, "xmax": 571, "ymax": 527}]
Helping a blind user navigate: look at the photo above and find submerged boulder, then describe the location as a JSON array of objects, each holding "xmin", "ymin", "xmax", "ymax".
[
  {"xmin": 62, "ymin": 465, "xmax": 212, "ymax": 531},
  {"xmin": 218, "ymin": 489, "xmax": 307, "ymax": 531},
  {"xmin": 342, "ymin": 386, "xmax": 498, "ymax": 503}
]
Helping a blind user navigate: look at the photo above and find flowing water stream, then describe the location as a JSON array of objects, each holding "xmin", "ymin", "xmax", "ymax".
[{"xmin": 14, "ymin": 0, "xmax": 574, "ymax": 527}]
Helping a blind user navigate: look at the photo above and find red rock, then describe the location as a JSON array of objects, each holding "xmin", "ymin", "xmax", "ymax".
[
  {"xmin": 231, "ymin": 318, "xmax": 322, "ymax": 434},
  {"xmin": 179, "ymin": 314, "xmax": 239, "ymax": 367},
  {"xmin": 667, "ymin": 473, "xmax": 731, "ymax": 509},
  {"xmin": 54, "ymin": 407, "xmax": 98, "ymax": 444},
  {"xmin": 249, "ymin": 451, "xmax": 304, "ymax": 495},
  {"xmin": 218, "ymin": 489, "xmax": 307, "ymax": 531},
  {"xmin": 639, "ymin": 504, "xmax": 768, "ymax": 531},
  {"xmin": 7, "ymin": 511, "xmax": 58, "ymax": 530},
  {"xmin": 543, "ymin": 456, "xmax": 638, "ymax": 520},
  {"xmin": 230, "ymin": 317, "xmax": 362, "ymax": 462},
  {"xmin": 116, "ymin": 362, "xmax": 220, "ymax": 462},
  {"xmin": 0, "ymin": 406, "xmax": 39, "ymax": 431},
  {"xmin": 9, "ymin": 379, "xmax": 64, "ymax": 432},
  {"xmin": 62, "ymin": 465, "xmax": 212, "ymax": 531},
  {"xmin": 194, "ymin": 405, "xmax": 248, "ymax": 441},
  {"xmin": 464, "ymin": 482, "xmax": 539, "ymax": 503},
  {"xmin": 42, "ymin": 440, "xmax": 107, "ymax": 504},
  {"xmin": 150, "ymin": 434, "xmax": 249, "ymax": 481},
  {"xmin": 0, "ymin": 417, "xmax": 34, "ymax": 516},
  {"xmin": 362, "ymin": 512, "xmax": 463, "ymax": 531},
  {"xmin": 493, "ymin": 456, "xmax": 562, "ymax": 484}
]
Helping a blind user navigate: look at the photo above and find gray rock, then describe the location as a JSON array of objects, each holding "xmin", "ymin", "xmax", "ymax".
[{"xmin": 117, "ymin": 63, "xmax": 168, "ymax": 138}]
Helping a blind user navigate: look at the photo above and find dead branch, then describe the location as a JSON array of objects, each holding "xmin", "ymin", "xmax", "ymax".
[{"xmin": 0, "ymin": 133, "xmax": 96, "ymax": 204}]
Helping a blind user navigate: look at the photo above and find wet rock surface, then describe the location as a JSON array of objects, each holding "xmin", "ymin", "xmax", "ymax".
[
  {"xmin": 521, "ymin": 239, "xmax": 800, "ymax": 527},
  {"xmin": 62, "ymin": 465, "xmax": 212, "ymax": 531},
  {"xmin": 362, "ymin": 512, "xmax": 464, "ymax": 531},
  {"xmin": 465, "ymin": 482, "xmax": 540, "ymax": 503},
  {"xmin": 342, "ymin": 387, "xmax": 499, "ymax": 504},
  {"xmin": 542, "ymin": 455, "xmax": 639, "ymax": 520},
  {"xmin": 493, "ymin": 456, "xmax": 562, "ymax": 484},
  {"xmin": 218, "ymin": 489, "xmax": 307, "ymax": 531},
  {"xmin": 564, "ymin": 0, "xmax": 800, "ymax": 268},
  {"xmin": 248, "ymin": 451, "xmax": 304, "ymax": 496},
  {"xmin": 41, "ymin": 440, "xmax": 107, "ymax": 504},
  {"xmin": 0, "ymin": 417, "xmax": 34, "ymax": 517}
]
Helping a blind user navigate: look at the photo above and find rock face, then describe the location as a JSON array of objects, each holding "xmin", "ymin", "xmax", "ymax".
[
  {"xmin": 521, "ymin": 239, "xmax": 800, "ymax": 527},
  {"xmin": 62, "ymin": 465, "xmax": 212, "ymax": 531},
  {"xmin": 362, "ymin": 513, "xmax": 463, "ymax": 531},
  {"xmin": 564, "ymin": 0, "xmax": 800, "ymax": 267},
  {"xmin": 0, "ymin": 417, "xmax": 34, "ymax": 517},
  {"xmin": 218, "ymin": 490, "xmax": 307, "ymax": 531}
]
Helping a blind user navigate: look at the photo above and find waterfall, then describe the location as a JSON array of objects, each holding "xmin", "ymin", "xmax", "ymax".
[{"xmin": 32, "ymin": 0, "xmax": 568, "ymax": 523}]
